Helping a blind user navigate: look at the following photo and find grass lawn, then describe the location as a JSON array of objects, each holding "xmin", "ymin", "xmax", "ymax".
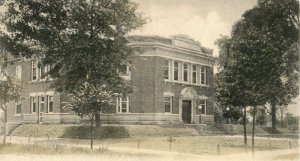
[
  {"xmin": 9, "ymin": 124, "xmax": 299, "ymax": 156},
  {"xmin": 57, "ymin": 136, "xmax": 299, "ymax": 155},
  {"xmin": 273, "ymin": 153, "xmax": 299, "ymax": 160},
  {"xmin": 0, "ymin": 143, "xmax": 157, "ymax": 158}
]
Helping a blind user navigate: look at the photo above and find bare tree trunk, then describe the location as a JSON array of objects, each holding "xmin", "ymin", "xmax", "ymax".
[
  {"xmin": 271, "ymin": 100, "xmax": 277, "ymax": 132},
  {"xmin": 90, "ymin": 115, "xmax": 94, "ymax": 149},
  {"xmin": 252, "ymin": 106, "xmax": 257, "ymax": 155},
  {"xmin": 280, "ymin": 106, "xmax": 284, "ymax": 127},
  {"xmin": 95, "ymin": 112, "xmax": 100, "ymax": 128},
  {"xmin": 243, "ymin": 106, "xmax": 247, "ymax": 151},
  {"xmin": 2, "ymin": 108, "xmax": 7, "ymax": 144}
]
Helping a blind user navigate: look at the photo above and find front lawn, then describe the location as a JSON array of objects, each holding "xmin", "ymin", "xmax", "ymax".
[{"xmin": 56, "ymin": 135, "xmax": 298, "ymax": 155}]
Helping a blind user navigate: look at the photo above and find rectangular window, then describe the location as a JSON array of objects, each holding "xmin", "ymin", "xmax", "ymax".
[
  {"xmin": 119, "ymin": 64, "xmax": 128, "ymax": 76},
  {"xmin": 48, "ymin": 96, "xmax": 53, "ymax": 112},
  {"xmin": 196, "ymin": 100, "xmax": 206, "ymax": 115},
  {"xmin": 119, "ymin": 65, "xmax": 131, "ymax": 80},
  {"xmin": 173, "ymin": 61, "xmax": 179, "ymax": 81},
  {"xmin": 200, "ymin": 66, "xmax": 206, "ymax": 85},
  {"xmin": 15, "ymin": 100, "xmax": 21, "ymax": 114},
  {"xmin": 164, "ymin": 96, "xmax": 172, "ymax": 113},
  {"xmin": 164, "ymin": 60, "xmax": 170, "ymax": 80},
  {"xmin": 40, "ymin": 97, "xmax": 45, "ymax": 113},
  {"xmin": 32, "ymin": 60, "xmax": 38, "ymax": 81},
  {"xmin": 46, "ymin": 65, "xmax": 51, "ymax": 79},
  {"xmin": 192, "ymin": 65, "xmax": 197, "ymax": 84},
  {"xmin": 40, "ymin": 64, "xmax": 51, "ymax": 80},
  {"xmin": 31, "ymin": 97, "xmax": 37, "ymax": 113},
  {"xmin": 183, "ymin": 63, "xmax": 189, "ymax": 82},
  {"xmin": 116, "ymin": 97, "xmax": 130, "ymax": 113},
  {"xmin": 16, "ymin": 65, "xmax": 22, "ymax": 80},
  {"xmin": 40, "ymin": 65, "xmax": 45, "ymax": 79}
]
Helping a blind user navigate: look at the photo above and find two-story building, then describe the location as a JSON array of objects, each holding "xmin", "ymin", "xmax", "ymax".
[{"xmin": 5, "ymin": 34, "xmax": 215, "ymax": 125}]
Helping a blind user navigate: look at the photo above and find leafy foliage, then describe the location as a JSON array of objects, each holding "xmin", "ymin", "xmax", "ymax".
[
  {"xmin": 0, "ymin": 0, "xmax": 144, "ymax": 147},
  {"xmin": 63, "ymin": 82, "xmax": 112, "ymax": 119},
  {"xmin": 0, "ymin": 53, "xmax": 23, "ymax": 111},
  {"xmin": 284, "ymin": 113, "xmax": 299, "ymax": 133},
  {"xmin": 215, "ymin": 0, "xmax": 299, "ymax": 125},
  {"xmin": 0, "ymin": 0, "xmax": 144, "ymax": 94}
]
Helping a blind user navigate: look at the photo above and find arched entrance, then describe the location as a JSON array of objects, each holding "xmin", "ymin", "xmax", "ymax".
[{"xmin": 179, "ymin": 87, "xmax": 197, "ymax": 124}]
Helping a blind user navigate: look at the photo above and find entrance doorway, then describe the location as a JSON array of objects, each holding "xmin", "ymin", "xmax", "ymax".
[{"xmin": 182, "ymin": 100, "xmax": 192, "ymax": 124}]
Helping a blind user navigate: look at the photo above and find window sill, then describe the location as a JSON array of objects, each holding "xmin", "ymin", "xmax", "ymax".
[
  {"xmin": 196, "ymin": 114, "xmax": 207, "ymax": 116},
  {"xmin": 121, "ymin": 76, "xmax": 131, "ymax": 81},
  {"xmin": 29, "ymin": 78, "xmax": 53, "ymax": 84},
  {"xmin": 14, "ymin": 114, "xmax": 22, "ymax": 117},
  {"xmin": 164, "ymin": 80, "xmax": 210, "ymax": 87}
]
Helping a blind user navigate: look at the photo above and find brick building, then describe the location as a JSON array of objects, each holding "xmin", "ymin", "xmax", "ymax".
[{"xmin": 5, "ymin": 35, "xmax": 215, "ymax": 125}]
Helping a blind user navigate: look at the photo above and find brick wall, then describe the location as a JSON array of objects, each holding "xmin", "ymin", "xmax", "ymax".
[
  {"xmin": 4, "ymin": 35, "xmax": 215, "ymax": 125},
  {"xmin": 130, "ymin": 56, "xmax": 156, "ymax": 113},
  {"xmin": 5, "ymin": 58, "xmax": 61, "ymax": 123}
]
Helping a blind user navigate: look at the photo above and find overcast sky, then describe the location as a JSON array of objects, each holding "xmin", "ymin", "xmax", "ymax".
[
  {"xmin": 130, "ymin": 0, "xmax": 299, "ymax": 115},
  {"xmin": 130, "ymin": 0, "xmax": 257, "ymax": 57}
]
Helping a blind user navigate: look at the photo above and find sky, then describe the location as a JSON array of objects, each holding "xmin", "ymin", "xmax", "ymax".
[
  {"xmin": 130, "ymin": 0, "xmax": 299, "ymax": 116},
  {"xmin": 130, "ymin": 0, "xmax": 257, "ymax": 57}
]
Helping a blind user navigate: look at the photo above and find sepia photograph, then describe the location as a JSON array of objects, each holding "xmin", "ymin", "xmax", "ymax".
[{"xmin": 0, "ymin": 0, "xmax": 299, "ymax": 161}]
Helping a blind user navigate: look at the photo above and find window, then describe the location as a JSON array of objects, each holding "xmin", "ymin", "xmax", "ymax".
[
  {"xmin": 192, "ymin": 65, "xmax": 197, "ymax": 84},
  {"xmin": 164, "ymin": 96, "xmax": 172, "ymax": 113},
  {"xmin": 40, "ymin": 97, "xmax": 45, "ymax": 113},
  {"xmin": 32, "ymin": 59, "xmax": 52, "ymax": 81},
  {"xmin": 119, "ymin": 65, "xmax": 131, "ymax": 80},
  {"xmin": 200, "ymin": 66, "xmax": 206, "ymax": 85},
  {"xmin": 48, "ymin": 96, "xmax": 53, "ymax": 113},
  {"xmin": 32, "ymin": 60, "xmax": 38, "ymax": 81},
  {"xmin": 183, "ymin": 63, "xmax": 189, "ymax": 82},
  {"xmin": 15, "ymin": 100, "xmax": 21, "ymax": 114},
  {"xmin": 173, "ymin": 61, "xmax": 179, "ymax": 81},
  {"xmin": 119, "ymin": 65, "xmax": 128, "ymax": 75},
  {"xmin": 196, "ymin": 100, "xmax": 206, "ymax": 115},
  {"xmin": 116, "ymin": 97, "xmax": 130, "ymax": 113},
  {"xmin": 16, "ymin": 65, "xmax": 22, "ymax": 80},
  {"xmin": 40, "ymin": 64, "xmax": 51, "ymax": 80},
  {"xmin": 31, "ymin": 97, "xmax": 37, "ymax": 113},
  {"xmin": 164, "ymin": 60, "xmax": 170, "ymax": 80}
]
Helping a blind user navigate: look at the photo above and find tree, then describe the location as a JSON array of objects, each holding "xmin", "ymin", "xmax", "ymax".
[
  {"xmin": 284, "ymin": 113, "xmax": 299, "ymax": 133},
  {"xmin": 255, "ymin": 108, "xmax": 267, "ymax": 127},
  {"xmin": 241, "ymin": 0, "xmax": 299, "ymax": 132},
  {"xmin": 0, "ymin": 0, "xmax": 144, "ymax": 127},
  {"xmin": 215, "ymin": 0, "xmax": 299, "ymax": 154},
  {"xmin": 215, "ymin": 36, "xmax": 251, "ymax": 150},
  {"xmin": 63, "ymin": 81, "xmax": 112, "ymax": 149},
  {"xmin": 222, "ymin": 106, "xmax": 242, "ymax": 124},
  {"xmin": 0, "ymin": 52, "xmax": 23, "ymax": 144}
]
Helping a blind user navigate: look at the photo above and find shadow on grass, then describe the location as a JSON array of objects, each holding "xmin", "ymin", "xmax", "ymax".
[
  {"xmin": 60, "ymin": 126, "xmax": 130, "ymax": 139},
  {"xmin": 262, "ymin": 127, "xmax": 282, "ymax": 134},
  {"xmin": 221, "ymin": 143, "xmax": 280, "ymax": 151}
]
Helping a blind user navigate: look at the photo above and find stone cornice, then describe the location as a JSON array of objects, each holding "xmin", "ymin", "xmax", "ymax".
[{"xmin": 129, "ymin": 42, "xmax": 216, "ymax": 61}]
